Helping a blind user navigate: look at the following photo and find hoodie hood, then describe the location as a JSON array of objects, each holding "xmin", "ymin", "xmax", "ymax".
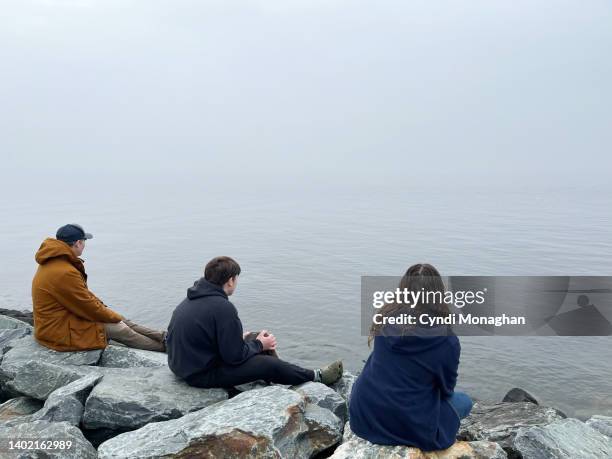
[
  {"xmin": 35, "ymin": 238, "xmax": 79, "ymax": 266},
  {"xmin": 379, "ymin": 324, "xmax": 454, "ymax": 355},
  {"xmin": 187, "ymin": 278, "xmax": 228, "ymax": 300}
]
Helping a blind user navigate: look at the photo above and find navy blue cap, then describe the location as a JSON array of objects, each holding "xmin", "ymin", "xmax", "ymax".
[{"xmin": 56, "ymin": 224, "xmax": 93, "ymax": 244}]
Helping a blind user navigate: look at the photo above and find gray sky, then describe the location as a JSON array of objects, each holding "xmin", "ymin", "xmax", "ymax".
[{"xmin": 1, "ymin": 0, "xmax": 611, "ymax": 191}]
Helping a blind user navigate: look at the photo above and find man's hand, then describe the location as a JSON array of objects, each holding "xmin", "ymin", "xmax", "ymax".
[
  {"xmin": 256, "ymin": 329, "xmax": 277, "ymax": 351},
  {"xmin": 243, "ymin": 331, "xmax": 250, "ymax": 339}
]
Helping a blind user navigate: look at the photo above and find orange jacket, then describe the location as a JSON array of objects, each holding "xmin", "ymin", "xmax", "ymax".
[{"xmin": 32, "ymin": 238, "xmax": 123, "ymax": 351}]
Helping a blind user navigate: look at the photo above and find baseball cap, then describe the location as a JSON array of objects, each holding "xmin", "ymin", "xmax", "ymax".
[{"xmin": 56, "ymin": 224, "xmax": 93, "ymax": 244}]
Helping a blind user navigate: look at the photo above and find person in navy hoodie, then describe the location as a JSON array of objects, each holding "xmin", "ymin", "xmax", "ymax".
[
  {"xmin": 349, "ymin": 264, "xmax": 472, "ymax": 451},
  {"xmin": 166, "ymin": 256, "xmax": 343, "ymax": 388}
]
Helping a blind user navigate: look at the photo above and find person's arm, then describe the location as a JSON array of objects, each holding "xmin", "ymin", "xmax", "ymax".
[
  {"xmin": 50, "ymin": 269, "xmax": 123, "ymax": 323},
  {"xmin": 215, "ymin": 302, "xmax": 262, "ymax": 365},
  {"xmin": 437, "ymin": 338, "xmax": 460, "ymax": 398},
  {"xmin": 90, "ymin": 291, "xmax": 108, "ymax": 307}
]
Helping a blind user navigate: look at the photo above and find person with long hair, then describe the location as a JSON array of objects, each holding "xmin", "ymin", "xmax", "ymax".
[{"xmin": 349, "ymin": 263, "xmax": 472, "ymax": 451}]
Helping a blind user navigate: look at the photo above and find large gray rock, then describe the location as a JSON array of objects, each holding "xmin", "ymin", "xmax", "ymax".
[
  {"xmin": 0, "ymin": 314, "xmax": 33, "ymax": 330},
  {"xmin": 0, "ymin": 329, "xmax": 32, "ymax": 352},
  {"xmin": 5, "ymin": 361, "xmax": 84, "ymax": 400},
  {"xmin": 98, "ymin": 385, "xmax": 342, "ymax": 458},
  {"xmin": 0, "ymin": 420, "xmax": 97, "ymax": 458},
  {"xmin": 82, "ymin": 366, "xmax": 227, "ymax": 430},
  {"xmin": 331, "ymin": 423, "xmax": 507, "ymax": 458},
  {"xmin": 31, "ymin": 373, "xmax": 103, "ymax": 426},
  {"xmin": 302, "ymin": 403, "xmax": 344, "ymax": 455},
  {"xmin": 294, "ymin": 381, "xmax": 348, "ymax": 423},
  {"xmin": 469, "ymin": 441, "xmax": 509, "ymax": 459},
  {"xmin": 0, "ymin": 397, "xmax": 43, "ymax": 424},
  {"xmin": 98, "ymin": 345, "xmax": 167, "ymax": 368},
  {"xmin": 0, "ymin": 329, "xmax": 32, "ymax": 372},
  {"xmin": 0, "ymin": 336, "xmax": 101, "ymax": 402},
  {"xmin": 0, "ymin": 309, "xmax": 34, "ymax": 326},
  {"xmin": 331, "ymin": 371, "xmax": 357, "ymax": 405},
  {"xmin": 502, "ymin": 388, "xmax": 538, "ymax": 405},
  {"xmin": 586, "ymin": 415, "xmax": 612, "ymax": 438},
  {"xmin": 458, "ymin": 401, "xmax": 564, "ymax": 451},
  {"xmin": 0, "ymin": 336, "xmax": 101, "ymax": 376},
  {"xmin": 514, "ymin": 418, "xmax": 612, "ymax": 458}
]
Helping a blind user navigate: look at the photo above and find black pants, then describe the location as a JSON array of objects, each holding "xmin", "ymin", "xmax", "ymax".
[{"xmin": 186, "ymin": 354, "xmax": 314, "ymax": 388}]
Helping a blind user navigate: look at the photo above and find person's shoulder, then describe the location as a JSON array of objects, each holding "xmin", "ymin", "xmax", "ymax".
[
  {"xmin": 206, "ymin": 295, "xmax": 236, "ymax": 313},
  {"xmin": 46, "ymin": 258, "xmax": 80, "ymax": 280},
  {"xmin": 222, "ymin": 298, "xmax": 238, "ymax": 314},
  {"xmin": 33, "ymin": 261, "xmax": 83, "ymax": 295},
  {"xmin": 445, "ymin": 334, "xmax": 461, "ymax": 353},
  {"xmin": 429, "ymin": 333, "xmax": 459, "ymax": 351}
]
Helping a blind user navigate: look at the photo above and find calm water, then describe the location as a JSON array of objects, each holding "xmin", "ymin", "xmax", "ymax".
[{"xmin": 1, "ymin": 184, "xmax": 610, "ymax": 418}]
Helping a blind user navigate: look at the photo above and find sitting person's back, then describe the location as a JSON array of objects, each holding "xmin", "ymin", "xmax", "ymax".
[
  {"xmin": 350, "ymin": 330, "xmax": 462, "ymax": 450},
  {"xmin": 349, "ymin": 263, "xmax": 472, "ymax": 451},
  {"xmin": 166, "ymin": 276, "xmax": 262, "ymax": 379}
]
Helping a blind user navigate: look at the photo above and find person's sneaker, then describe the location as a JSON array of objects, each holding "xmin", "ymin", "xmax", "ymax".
[{"xmin": 319, "ymin": 360, "xmax": 343, "ymax": 385}]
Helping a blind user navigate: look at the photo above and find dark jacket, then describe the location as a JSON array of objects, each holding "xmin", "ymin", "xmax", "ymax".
[
  {"xmin": 349, "ymin": 327, "xmax": 461, "ymax": 451},
  {"xmin": 32, "ymin": 238, "xmax": 123, "ymax": 351},
  {"xmin": 166, "ymin": 278, "xmax": 262, "ymax": 380}
]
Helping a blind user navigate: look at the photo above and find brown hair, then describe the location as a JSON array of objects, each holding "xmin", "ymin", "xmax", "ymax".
[
  {"xmin": 368, "ymin": 263, "xmax": 450, "ymax": 346},
  {"xmin": 204, "ymin": 256, "xmax": 241, "ymax": 286}
]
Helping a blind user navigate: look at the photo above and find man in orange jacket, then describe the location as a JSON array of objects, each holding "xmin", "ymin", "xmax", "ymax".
[{"xmin": 32, "ymin": 224, "xmax": 166, "ymax": 352}]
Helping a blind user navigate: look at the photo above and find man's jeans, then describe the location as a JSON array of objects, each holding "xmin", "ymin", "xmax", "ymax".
[
  {"xmin": 447, "ymin": 391, "xmax": 473, "ymax": 420},
  {"xmin": 104, "ymin": 318, "xmax": 166, "ymax": 352}
]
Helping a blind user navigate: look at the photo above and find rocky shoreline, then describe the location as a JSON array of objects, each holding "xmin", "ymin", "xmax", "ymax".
[{"xmin": 1, "ymin": 310, "xmax": 611, "ymax": 458}]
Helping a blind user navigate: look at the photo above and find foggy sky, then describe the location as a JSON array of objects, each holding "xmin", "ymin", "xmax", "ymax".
[{"xmin": 1, "ymin": 0, "xmax": 611, "ymax": 191}]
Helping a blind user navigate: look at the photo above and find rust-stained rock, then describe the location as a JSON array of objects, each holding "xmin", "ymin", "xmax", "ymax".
[{"xmin": 98, "ymin": 385, "xmax": 342, "ymax": 458}]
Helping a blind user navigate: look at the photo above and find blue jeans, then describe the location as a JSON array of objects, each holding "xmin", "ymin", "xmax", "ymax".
[{"xmin": 447, "ymin": 391, "xmax": 473, "ymax": 420}]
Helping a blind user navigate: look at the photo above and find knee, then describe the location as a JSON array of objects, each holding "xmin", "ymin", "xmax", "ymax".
[
  {"xmin": 104, "ymin": 320, "xmax": 128, "ymax": 338},
  {"xmin": 105, "ymin": 320, "xmax": 127, "ymax": 331},
  {"xmin": 456, "ymin": 392, "xmax": 473, "ymax": 416},
  {"xmin": 244, "ymin": 331, "xmax": 259, "ymax": 341},
  {"xmin": 465, "ymin": 394, "xmax": 473, "ymax": 414}
]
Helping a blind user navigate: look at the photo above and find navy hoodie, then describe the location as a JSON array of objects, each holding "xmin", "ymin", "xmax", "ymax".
[
  {"xmin": 166, "ymin": 278, "xmax": 262, "ymax": 380},
  {"xmin": 349, "ymin": 326, "xmax": 461, "ymax": 451}
]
